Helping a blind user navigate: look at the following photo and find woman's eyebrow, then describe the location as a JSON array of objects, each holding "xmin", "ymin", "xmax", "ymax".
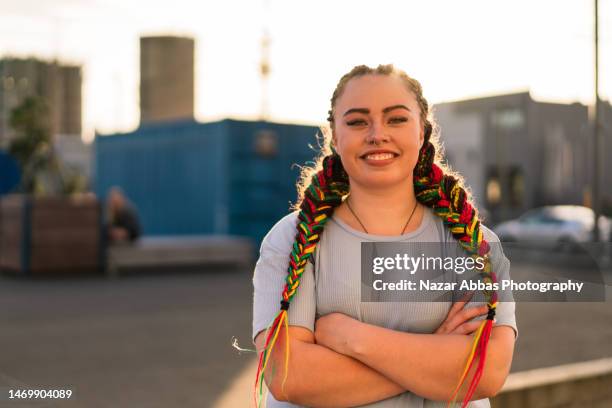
[
  {"xmin": 383, "ymin": 104, "xmax": 411, "ymax": 113},
  {"xmin": 343, "ymin": 108, "xmax": 369, "ymax": 116},
  {"xmin": 343, "ymin": 105, "xmax": 412, "ymax": 116}
]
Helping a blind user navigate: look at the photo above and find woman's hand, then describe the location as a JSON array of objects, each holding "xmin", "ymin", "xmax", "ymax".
[
  {"xmin": 314, "ymin": 312, "xmax": 362, "ymax": 355},
  {"xmin": 434, "ymin": 291, "xmax": 489, "ymax": 335}
]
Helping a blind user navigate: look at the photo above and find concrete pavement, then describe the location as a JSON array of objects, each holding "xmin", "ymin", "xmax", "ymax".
[{"xmin": 0, "ymin": 258, "xmax": 610, "ymax": 407}]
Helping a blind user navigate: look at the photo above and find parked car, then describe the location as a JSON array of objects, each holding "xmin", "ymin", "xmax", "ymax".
[{"xmin": 494, "ymin": 205, "xmax": 612, "ymax": 250}]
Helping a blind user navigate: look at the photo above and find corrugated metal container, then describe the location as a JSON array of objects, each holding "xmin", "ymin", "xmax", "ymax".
[{"xmin": 94, "ymin": 119, "xmax": 321, "ymax": 246}]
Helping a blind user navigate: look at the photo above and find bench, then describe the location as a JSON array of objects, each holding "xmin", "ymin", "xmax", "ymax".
[{"xmin": 106, "ymin": 235, "xmax": 255, "ymax": 278}]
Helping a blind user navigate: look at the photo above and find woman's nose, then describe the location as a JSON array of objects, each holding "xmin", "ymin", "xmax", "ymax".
[{"xmin": 366, "ymin": 121, "xmax": 389, "ymax": 145}]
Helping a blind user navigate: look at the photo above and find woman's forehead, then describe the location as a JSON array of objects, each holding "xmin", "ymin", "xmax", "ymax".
[{"xmin": 336, "ymin": 74, "xmax": 418, "ymax": 112}]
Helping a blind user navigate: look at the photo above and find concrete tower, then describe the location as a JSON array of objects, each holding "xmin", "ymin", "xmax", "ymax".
[{"xmin": 139, "ymin": 36, "xmax": 195, "ymax": 124}]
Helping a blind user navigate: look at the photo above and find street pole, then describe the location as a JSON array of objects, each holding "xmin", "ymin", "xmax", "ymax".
[{"xmin": 592, "ymin": 0, "xmax": 601, "ymax": 242}]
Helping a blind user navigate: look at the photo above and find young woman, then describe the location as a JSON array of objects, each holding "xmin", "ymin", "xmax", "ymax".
[{"xmin": 252, "ymin": 64, "xmax": 517, "ymax": 408}]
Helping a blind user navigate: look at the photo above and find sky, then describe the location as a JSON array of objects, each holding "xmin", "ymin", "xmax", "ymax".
[{"xmin": 0, "ymin": 0, "xmax": 610, "ymax": 143}]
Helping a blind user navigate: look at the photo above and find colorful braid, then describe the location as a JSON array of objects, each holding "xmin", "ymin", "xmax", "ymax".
[
  {"xmin": 254, "ymin": 153, "xmax": 349, "ymax": 407},
  {"xmin": 414, "ymin": 122, "xmax": 498, "ymax": 407}
]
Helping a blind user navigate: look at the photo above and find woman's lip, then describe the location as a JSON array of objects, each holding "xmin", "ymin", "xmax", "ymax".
[
  {"xmin": 360, "ymin": 154, "xmax": 398, "ymax": 166},
  {"xmin": 360, "ymin": 151, "xmax": 398, "ymax": 158}
]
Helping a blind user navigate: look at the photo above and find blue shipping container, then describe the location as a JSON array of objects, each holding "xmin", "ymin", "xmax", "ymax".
[{"xmin": 94, "ymin": 119, "xmax": 323, "ymax": 246}]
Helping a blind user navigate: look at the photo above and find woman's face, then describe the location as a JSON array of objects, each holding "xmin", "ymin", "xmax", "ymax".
[{"xmin": 332, "ymin": 74, "xmax": 424, "ymax": 190}]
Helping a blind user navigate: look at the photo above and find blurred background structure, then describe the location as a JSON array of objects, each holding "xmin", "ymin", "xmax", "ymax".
[
  {"xmin": 139, "ymin": 36, "xmax": 195, "ymax": 124},
  {"xmin": 0, "ymin": 57, "xmax": 82, "ymax": 146},
  {"xmin": 436, "ymin": 92, "xmax": 612, "ymax": 223},
  {"xmin": 0, "ymin": 0, "xmax": 611, "ymax": 407},
  {"xmin": 94, "ymin": 119, "xmax": 317, "ymax": 244},
  {"xmin": 0, "ymin": 57, "xmax": 90, "ymax": 192}
]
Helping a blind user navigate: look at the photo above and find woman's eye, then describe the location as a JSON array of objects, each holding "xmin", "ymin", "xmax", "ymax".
[
  {"xmin": 389, "ymin": 117, "xmax": 408, "ymax": 124},
  {"xmin": 346, "ymin": 119, "xmax": 367, "ymax": 126}
]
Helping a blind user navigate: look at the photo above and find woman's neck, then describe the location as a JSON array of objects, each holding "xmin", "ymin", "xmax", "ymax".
[{"xmin": 335, "ymin": 180, "xmax": 425, "ymax": 236}]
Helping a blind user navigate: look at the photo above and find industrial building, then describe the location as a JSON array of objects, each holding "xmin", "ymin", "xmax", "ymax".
[
  {"xmin": 0, "ymin": 57, "xmax": 90, "ymax": 188},
  {"xmin": 140, "ymin": 36, "xmax": 195, "ymax": 124},
  {"xmin": 434, "ymin": 92, "xmax": 611, "ymax": 223},
  {"xmin": 0, "ymin": 57, "xmax": 82, "ymax": 148}
]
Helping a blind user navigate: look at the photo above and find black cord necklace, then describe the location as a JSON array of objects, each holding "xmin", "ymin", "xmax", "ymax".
[{"xmin": 345, "ymin": 195, "xmax": 418, "ymax": 235}]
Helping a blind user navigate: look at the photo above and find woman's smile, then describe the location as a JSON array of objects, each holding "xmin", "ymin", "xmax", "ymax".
[{"xmin": 360, "ymin": 150, "xmax": 400, "ymax": 167}]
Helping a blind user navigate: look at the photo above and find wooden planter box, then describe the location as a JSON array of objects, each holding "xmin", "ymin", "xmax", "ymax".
[{"xmin": 0, "ymin": 194, "xmax": 104, "ymax": 274}]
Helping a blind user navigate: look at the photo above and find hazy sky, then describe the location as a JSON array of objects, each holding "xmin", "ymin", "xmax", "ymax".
[{"xmin": 0, "ymin": 0, "xmax": 610, "ymax": 142}]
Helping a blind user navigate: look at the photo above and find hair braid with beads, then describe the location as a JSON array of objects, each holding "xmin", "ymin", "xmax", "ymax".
[{"xmin": 255, "ymin": 64, "xmax": 498, "ymax": 408}]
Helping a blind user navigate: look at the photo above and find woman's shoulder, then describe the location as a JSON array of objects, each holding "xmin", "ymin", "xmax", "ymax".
[
  {"xmin": 480, "ymin": 223, "xmax": 501, "ymax": 244},
  {"xmin": 260, "ymin": 211, "xmax": 300, "ymax": 254},
  {"xmin": 480, "ymin": 223, "xmax": 507, "ymax": 261}
]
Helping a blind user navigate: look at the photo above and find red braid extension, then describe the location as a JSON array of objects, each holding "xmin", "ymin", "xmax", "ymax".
[
  {"xmin": 253, "ymin": 154, "xmax": 349, "ymax": 407},
  {"xmin": 414, "ymin": 139, "xmax": 499, "ymax": 408}
]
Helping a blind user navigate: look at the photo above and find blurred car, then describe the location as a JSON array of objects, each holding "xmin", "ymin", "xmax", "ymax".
[{"xmin": 494, "ymin": 205, "xmax": 612, "ymax": 249}]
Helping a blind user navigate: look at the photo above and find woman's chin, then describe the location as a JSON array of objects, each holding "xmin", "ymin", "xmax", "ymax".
[{"xmin": 352, "ymin": 174, "xmax": 412, "ymax": 190}]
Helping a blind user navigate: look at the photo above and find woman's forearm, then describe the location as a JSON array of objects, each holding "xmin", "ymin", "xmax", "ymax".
[
  {"xmin": 344, "ymin": 323, "xmax": 514, "ymax": 402},
  {"xmin": 266, "ymin": 334, "xmax": 405, "ymax": 407}
]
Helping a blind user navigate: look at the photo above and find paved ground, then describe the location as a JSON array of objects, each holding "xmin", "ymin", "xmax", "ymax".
[
  {"xmin": 0, "ymin": 254, "xmax": 610, "ymax": 408},
  {"xmin": 0, "ymin": 267, "xmax": 255, "ymax": 408}
]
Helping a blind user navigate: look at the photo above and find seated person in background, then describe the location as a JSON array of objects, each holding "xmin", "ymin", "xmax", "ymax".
[{"xmin": 105, "ymin": 186, "xmax": 141, "ymax": 243}]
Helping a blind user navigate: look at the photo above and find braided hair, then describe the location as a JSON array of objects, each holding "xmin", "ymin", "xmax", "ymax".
[{"xmin": 255, "ymin": 64, "xmax": 498, "ymax": 408}]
